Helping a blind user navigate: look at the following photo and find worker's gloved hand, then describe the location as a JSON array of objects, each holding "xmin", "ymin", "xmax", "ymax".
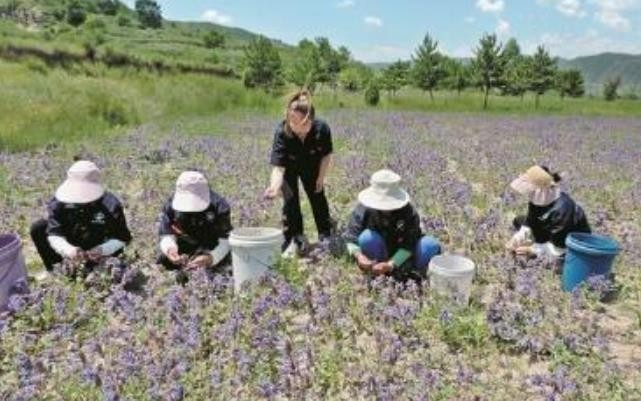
[
  {"xmin": 166, "ymin": 247, "xmax": 182, "ymax": 264},
  {"xmin": 86, "ymin": 247, "xmax": 104, "ymax": 263},
  {"xmin": 506, "ymin": 226, "xmax": 532, "ymax": 250},
  {"xmin": 355, "ymin": 252, "xmax": 374, "ymax": 272},
  {"xmin": 186, "ymin": 254, "xmax": 213, "ymax": 271},
  {"xmin": 372, "ymin": 261, "xmax": 393, "ymax": 275}
]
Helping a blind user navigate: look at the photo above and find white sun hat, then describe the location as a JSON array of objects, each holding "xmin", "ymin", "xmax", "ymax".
[
  {"xmin": 510, "ymin": 165, "xmax": 561, "ymax": 206},
  {"xmin": 55, "ymin": 160, "xmax": 105, "ymax": 204},
  {"xmin": 358, "ymin": 169, "xmax": 411, "ymax": 211},
  {"xmin": 172, "ymin": 171, "xmax": 211, "ymax": 212}
]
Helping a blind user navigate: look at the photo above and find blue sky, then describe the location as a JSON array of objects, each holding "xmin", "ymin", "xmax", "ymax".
[{"xmin": 122, "ymin": 1, "xmax": 641, "ymax": 62}]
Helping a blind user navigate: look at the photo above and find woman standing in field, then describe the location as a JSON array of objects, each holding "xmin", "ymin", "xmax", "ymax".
[{"xmin": 264, "ymin": 90, "xmax": 334, "ymax": 258}]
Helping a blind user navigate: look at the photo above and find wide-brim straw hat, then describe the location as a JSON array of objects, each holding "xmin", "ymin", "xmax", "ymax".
[
  {"xmin": 55, "ymin": 160, "xmax": 105, "ymax": 204},
  {"xmin": 172, "ymin": 171, "xmax": 211, "ymax": 212},
  {"xmin": 510, "ymin": 165, "xmax": 561, "ymax": 206},
  {"xmin": 358, "ymin": 169, "xmax": 411, "ymax": 211}
]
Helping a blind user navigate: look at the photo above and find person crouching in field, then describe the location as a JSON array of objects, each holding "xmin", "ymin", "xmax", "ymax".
[
  {"xmin": 157, "ymin": 171, "xmax": 232, "ymax": 282},
  {"xmin": 344, "ymin": 170, "xmax": 442, "ymax": 282},
  {"xmin": 506, "ymin": 165, "xmax": 591, "ymax": 260},
  {"xmin": 30, "ymin": 161, "xmax": 132, "ymax": 273},
  {"xmin": 264, "ymin": 90, "xmax": 334, "ymax": 258}
]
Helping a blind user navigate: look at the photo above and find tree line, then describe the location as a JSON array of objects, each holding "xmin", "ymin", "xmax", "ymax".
[{"xmin": 242, "ymin": 33, "xmax": 598, "ymax": 108}]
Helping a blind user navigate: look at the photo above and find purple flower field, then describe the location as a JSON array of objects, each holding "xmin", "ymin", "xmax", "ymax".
[{"xmin": 1, "ymin": 111, "xmax": 640, "ymax": 400}]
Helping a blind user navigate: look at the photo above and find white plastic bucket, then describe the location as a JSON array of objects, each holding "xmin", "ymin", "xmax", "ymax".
[
  {"xmin": 229, "ymin": 227, "xmax": 284, "ymax": 292},
  {"xmin": 428, "ymin": 254, "xmax": 475, "ymax": 305},
  {"xmin": 0, "ymin": 233, "xmax": 28, "ymax": 311}
]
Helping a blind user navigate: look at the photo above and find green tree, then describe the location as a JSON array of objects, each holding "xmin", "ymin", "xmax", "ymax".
[
  {"xmin": 339, "ymin": 66, "xmax": 363, "ymax": 92},
  {"xmin": 365, "ymin": 79, "xmax": 381, "ymax": 106},
  {"xmin": 381, "ymin": 60, "xmax": 410, "ymax": 97},
  {"xmin": 557, "ymin": 69, "xmax": 585, "ymax": 99},
  {"xmin": 603, "ymin": 76, "xmax": 621, "ymax": 101},
  {"xmin": 204, "ymin": 30, "xmax": 225, "ymax": 49},
  {"xmin": 502, "ymin": 56, "xmax": 530, "ymax": 99},
  {"xmin": 243, "ymin": 36, "xmax": 283, "ymax": 92},
  {"xmin": 288, "ymin": 39, "xmax": 322, "ymax": 92},
  {"xmin": 501, "ymin": 38, "xmax": 521, "ymax": 61},
  {"xmin": 315, "ymin": 37, "xmax": 343, "ymax": 92},
  {"xmin": 97, "ymin": 0, "xmax": 119, "ymax": 15},
  {"xmin": 442, "ymin": 58, "xmax": 470, "ymax": 96},
  {"xmin": 472, "ymin": 33, "xmax": 504, "ymax": 109},
  {"xmin": 500, "ymin": 37, "xmax": 524, "ymax": 96},
  {"xmin": 411, "ymin": 33, "xmax": 444, "ymax": 100},
  {"xmin": 135, "ymin": 0, "xmax": 162, "ymax": 29},
  {"xmin": 529, "ymin": 45, "xmax": 557, "ymax": 108},
  {"xmin": 66, "ymin": 1, "xmax": 86, "ymax": 27}
]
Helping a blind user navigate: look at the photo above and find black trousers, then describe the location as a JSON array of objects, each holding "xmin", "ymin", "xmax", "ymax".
[
  {"xmin": 30, "ymin": 219, "xmax": 122, "ymax": 271},
  {"xmin": 281, "ymin": 169, "xmax": 332, "ymax": 245}
]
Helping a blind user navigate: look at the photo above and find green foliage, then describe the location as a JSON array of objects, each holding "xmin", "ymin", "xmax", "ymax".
[
  {"xmin": 604, "ymin": 76, "xmax": 621, "ymax": 101},
  {"xmin": 135, "ymin": 0, "xmax": 162, "ymax": 29},
  {"xmin": 441, "ymin": 58, "xmax": 470, "ymax": 95},
  {"xmin": 501, "ymin": 56, "xmax": 530, "ymax": 98},
  {"xmin": 242, "ymin": 35, "xmax": 283, "ymax": 92},
  {"xmin": 529, "ymin": 46, "xmax": 557, "ymax": 108},
  {"xmin": 557, "ymin": 69, "xmax": 585, "ymax": 99},
  {"xmin": 116, "ymin": 14, "xmax": 131, "ymax": 26},
  {"xmin": 203, "ymin": 30, "xmax": 225, "ymax": 49},
  {"xmin": 287, "ymin": 39, "xmax": 322, "ymax": 91},
  {"xmin": 381, "ymin": 60, "xmax": 410, "ymax": 96},
  {"xmin": 287, "ymin": 37, "xmax": 349, "ymax": 92},
  {"xmin": 338, "ymin": 65, "xmax": 363, "ymax": 92},
  {"xmin": 472, "ymin": 33, "xmax": 505, "ymax": 109},
  {"xmin": 97, "ymin": 0, "xmax": 119, "ymax": 16},
  {"xmin": 66, "ymin": 1, "xmax": 87, "ymax": 27},
  {"xmin": 411, "ymin": 33, "xmax": 445, "ymax": 99},
  {"xmin": 364, "ymin": 80, "xmax": 380, "ymax": 106}
]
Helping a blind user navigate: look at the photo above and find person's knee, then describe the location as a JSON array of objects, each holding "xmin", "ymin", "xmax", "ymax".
[
  {"xmin": 357, "ymin": 229, "xmax": 383, "ymax": 248},
  {"xmin": 419, "ymin": 235, "xmax": 442, "ymax": 257}
]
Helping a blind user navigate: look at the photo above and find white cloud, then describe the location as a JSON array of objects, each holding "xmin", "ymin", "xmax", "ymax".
[
  {"xmin": 589, "ymin": 0, "xmax": 641, "ymax": 31},
  {"xmin": 201, "ymin": 9, "xmax": 233, "ymax": 25},
  {"xmin": 538, "ymin": 0, "xmax": 587, "ymax": 17},
  {"xmin": 364, "ymin": 16, "xmax": 383, "ymax": 27},
  {"xmin": 353, "ymin": 45, "xmax": 410, "ymax": 62},
  {"xmin": 337, "ymin": 0, "xmax": 355, "ymax": 7},
  {"xmin": 476, "ymin": 0, "xmax": 505, "ymax": 13},
  {"xmin": 496, "ymin": 18, "xmax": 511, "ymax": 36},
  {"xmin": 464, "ymin": 16, "xmax": 476, "ymax": 23},
  {"xmin": 595, "ymin": 9, "xmax": 631, "ymax": 29}
]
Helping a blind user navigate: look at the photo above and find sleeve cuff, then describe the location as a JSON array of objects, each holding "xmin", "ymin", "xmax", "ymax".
[
  {"xmin": 391, "ymin": 249, "xmax": 412, "ymax": 267},
  {"xmin": 346, "ymin": 243, "xmax": 361, "ymax": 256},
  {"xmin": 210, "ymin": 239, "xmax": 230, "ymax": 266},
  {"xmin": 160, "ymin": 235, "xmax": 178, "ymax": 256},
  {"xmin": 99, "ymin": 239, "xmax": 126, "ymax": 256},
  {"xmin": 47, "ymin": 235, "xmax": 76, "ymax": 258}
]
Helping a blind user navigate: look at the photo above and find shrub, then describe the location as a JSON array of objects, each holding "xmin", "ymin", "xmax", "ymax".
[
  {"xmin": 66, "ymin": 1, "xmax": 87, "ymax": 27},
  {"xmin": 364, "ymin": 81, "xmax": 380, "ymax": 106}
]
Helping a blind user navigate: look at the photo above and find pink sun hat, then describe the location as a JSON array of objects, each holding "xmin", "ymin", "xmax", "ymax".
[
  {"xmin": 55, "ymin": 161, "xmax": 105, "ymax": 204},
  {"xmin": 172, "ymin": 171, "xmax": 211, "ymax": 212}
]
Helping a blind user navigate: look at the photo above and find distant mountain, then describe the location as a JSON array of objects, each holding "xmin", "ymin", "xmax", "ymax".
[{"xmin": 558, "ymin": 53, "xmax": 641, "ymax": 93}]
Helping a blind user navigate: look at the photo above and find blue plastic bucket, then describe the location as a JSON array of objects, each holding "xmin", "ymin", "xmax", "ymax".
[{"xmin": 562, "ymin": 233, "xmax": 620, "ymax": 292}]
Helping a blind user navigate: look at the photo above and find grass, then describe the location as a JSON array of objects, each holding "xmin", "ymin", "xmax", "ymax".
[{"xmin": 2, "ymin": 55, "xmax": 641, "ymax": 152}]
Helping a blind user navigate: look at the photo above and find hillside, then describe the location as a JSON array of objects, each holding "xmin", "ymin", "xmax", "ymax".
[
  {"xmin": 369, "ymin": 53, "xmax": 641, "ymax": 94},
  {"xmin": 0, "ymin": 0, "xmax": 297, "ymax": 74},
  {"xmin": 558, "ymin": 53, "xmax": 641, "ymax": 93}
]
